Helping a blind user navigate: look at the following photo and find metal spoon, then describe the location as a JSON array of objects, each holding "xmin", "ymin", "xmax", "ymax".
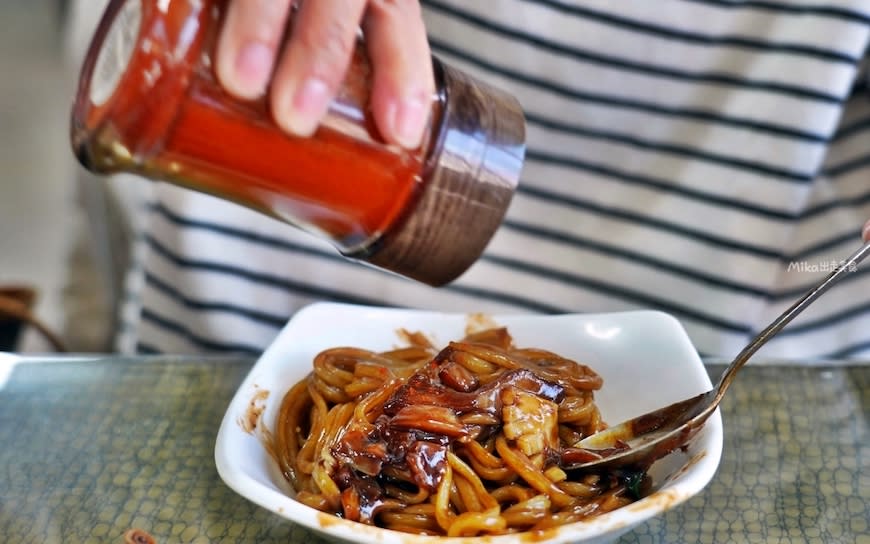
[{"xmin": 565, "ymin": 241, "xmax": 870, "ymax": 471}]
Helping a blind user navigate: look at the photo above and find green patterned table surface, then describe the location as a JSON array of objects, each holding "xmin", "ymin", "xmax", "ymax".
[{"xmin": 0, "ymin": 357, "xmax": 867, "ymax": 544}]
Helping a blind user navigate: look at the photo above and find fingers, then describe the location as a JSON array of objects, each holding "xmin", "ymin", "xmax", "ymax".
[
  {"xmin": 363, "ymin": 1, "xmax": 435, "ymax": 148},
  {"xmin": 271, "ymin": 0, "xmax": 368, "ymax": 137},
  {"xmin": 863, "ymin": 220, "xmax": 870, "ymax": 242},
  {"xmin": 217, "ymin": 0, "xmax": 432, "ymax": 148},
  {"xmin": 216, "ymin": 0, "xmax": 295, "ymax": 100}
]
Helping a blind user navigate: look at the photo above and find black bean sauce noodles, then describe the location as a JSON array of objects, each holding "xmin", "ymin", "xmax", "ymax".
[{"xmin": 269, "ymin": 327, "xmax": 648, "ymax": 536}]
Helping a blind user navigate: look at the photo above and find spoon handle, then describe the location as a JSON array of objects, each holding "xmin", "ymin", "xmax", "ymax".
[{"xmin": 714, "ymin": 241, "xmax": 870, "ymax": 401}]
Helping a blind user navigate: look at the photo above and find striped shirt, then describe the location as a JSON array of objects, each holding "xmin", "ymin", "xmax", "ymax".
[{"xmin": 117, "ymin": 0, "xmax": 870, "ymax": 360}]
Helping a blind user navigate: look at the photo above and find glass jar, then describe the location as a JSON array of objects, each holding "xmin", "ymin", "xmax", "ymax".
[{"xmin": 71, "ymin": 0, "xmax": 526, "ymax": 286}]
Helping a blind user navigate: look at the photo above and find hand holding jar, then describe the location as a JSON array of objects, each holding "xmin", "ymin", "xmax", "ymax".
[
  {"xmin": 71, "ymin": 0, "xmax": 526, "ymax": 287},
  {"xmin": 215, "ymin": 0, "xmax": 435, "ymax": 150}
]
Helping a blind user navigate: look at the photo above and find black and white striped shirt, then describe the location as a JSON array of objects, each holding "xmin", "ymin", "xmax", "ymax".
[{"xmin": 119, "ymin": 0, "xmax": 870, "ymax": 360}]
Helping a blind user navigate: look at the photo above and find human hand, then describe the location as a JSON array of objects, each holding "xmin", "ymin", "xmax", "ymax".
[
  {"xmin": 215, "ymin": 0, "xmax": 435, "ymax": 149},
  {"xmin": 863, "ymin": 220, "xmax": 869, "ymax": 242}
]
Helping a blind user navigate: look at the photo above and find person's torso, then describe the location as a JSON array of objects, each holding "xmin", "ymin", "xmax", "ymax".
[{"xmin": 122, "ymin": 0, "xmax": 870, "ymax": 359}]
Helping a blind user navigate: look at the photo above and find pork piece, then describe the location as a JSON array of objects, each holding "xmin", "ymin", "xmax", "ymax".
[{"xmin": 501, "ymin": 386, "xmax": 559, "ymax": 458}]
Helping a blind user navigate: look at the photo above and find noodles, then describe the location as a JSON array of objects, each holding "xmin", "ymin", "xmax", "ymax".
[{"xmin": 270, "ymin": 327, "xmax": 649, "ymax": 536}]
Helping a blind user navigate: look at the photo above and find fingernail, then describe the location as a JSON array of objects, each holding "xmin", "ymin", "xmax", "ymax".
[
  {"xmin": 863, "ymin": 221, "xmax": 870, "ymax": 241},
  {"xmin": 234, "ymin": 42, "xmax": 273, "ymax": 97},
  {"xmin": 392, "ymin": 96, "xmax": 427, "ymax": 149},
  {"xmin": 280, "ymin": 78, "xmax": 329, "ymax": 136}
]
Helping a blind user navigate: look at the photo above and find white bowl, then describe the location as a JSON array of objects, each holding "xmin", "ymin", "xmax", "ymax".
[{"xmin": 215, "ymin": 303, "xmax": 723, "ymax": 544}]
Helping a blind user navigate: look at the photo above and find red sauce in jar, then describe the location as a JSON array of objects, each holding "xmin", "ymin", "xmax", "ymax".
[{"xmin": 71, "ymin": 0, "xmax": 525, "ymax": 285}]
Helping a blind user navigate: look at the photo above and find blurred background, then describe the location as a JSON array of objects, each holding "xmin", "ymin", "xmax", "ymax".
[{"xmin": 0, "ymin": 0, "xmax": 78, "ymax": 352}]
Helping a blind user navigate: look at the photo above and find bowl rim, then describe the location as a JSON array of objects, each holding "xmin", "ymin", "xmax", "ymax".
[{"xmin": 215, "ymin": 302, "xmax": 724, "ymax": 544}]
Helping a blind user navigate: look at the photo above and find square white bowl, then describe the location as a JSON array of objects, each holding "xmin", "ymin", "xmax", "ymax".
[{"xmin": 215, "ymin": 303, "xmax": 723, "ymax": 544}]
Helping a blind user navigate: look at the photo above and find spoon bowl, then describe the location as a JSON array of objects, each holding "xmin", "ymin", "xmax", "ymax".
[{"xmin": 567, "ymin": 241, "xmax": 870, "ymax": 471}]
